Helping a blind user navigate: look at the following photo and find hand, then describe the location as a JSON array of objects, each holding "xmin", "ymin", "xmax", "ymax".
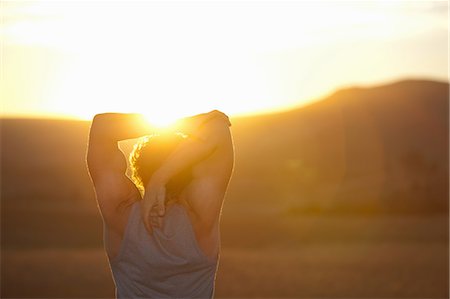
[
  {"xmin": 141, "ymin": 175, "xmax": 167, "ymax": 235},
  {"xmin": 176, "ymin": 110, "xmax": 231, "ymax": 133},
  {"xmin": 206, "ymin": 110, "xmax": 231, "ymax": 127}
]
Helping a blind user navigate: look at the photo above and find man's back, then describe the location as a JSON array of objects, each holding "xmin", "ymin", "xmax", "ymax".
[{"xmin": 107, "ymin": 201, "xmax": 219, "ymax": 299}]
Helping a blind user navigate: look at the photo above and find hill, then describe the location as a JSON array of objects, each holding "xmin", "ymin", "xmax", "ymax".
[{"xmin": 230, "ymin": 79, "xmax": 449, "ymax": 214}]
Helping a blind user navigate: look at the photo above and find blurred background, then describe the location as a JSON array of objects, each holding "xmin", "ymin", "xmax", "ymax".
[{"xmin": 1, "ymin": 1, "xmax": 448, "ymax": 298}]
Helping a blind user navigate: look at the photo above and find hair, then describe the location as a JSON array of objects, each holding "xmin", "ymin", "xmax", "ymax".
[{"xmin": 129, "ymin": 133, "xmax": 194, "ymax": 200}]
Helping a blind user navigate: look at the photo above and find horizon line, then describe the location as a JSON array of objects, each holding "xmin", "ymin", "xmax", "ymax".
[{"xmin": 2, "ymin": 76, "xmax": 447, "ymax": 122}]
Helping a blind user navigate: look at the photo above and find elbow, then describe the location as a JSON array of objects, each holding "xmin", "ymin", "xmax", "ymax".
[
  {"xmin": 92, "ymin": 113, "xmax": 110, "ymax": 125},
  {"xmin": 207, "ymin": 115, "xmax": 232, "ymax": 132},
  {"xmin": 91, "ymin": 114, "xmax": 105, "ymax": 132},
  {"xmin": 185, "ymin": 114, "xmax": 231, "ymax": 151},
  {"xmin": 91, "ymin": 113, "xmax": 118, "ymax": 131},
  {"xmin": 89, "ymin": 114, "xmax": 111, "ymax": 142},
  {"xmin": 199, "ymin": 119, "xmax": 230, "ymax": 148},
  {"xmin": 209, "ymin": 117, "xmax": 232, "ymax": 140},
  {"xmin": 90, "ymin": 115, "xmax": 101, "ymax": 135}
]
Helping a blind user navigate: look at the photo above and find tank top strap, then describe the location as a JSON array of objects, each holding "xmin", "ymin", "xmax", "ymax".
[{"xmin": 177, "ymin": 204, "xmax": 221, "ymax": 264}]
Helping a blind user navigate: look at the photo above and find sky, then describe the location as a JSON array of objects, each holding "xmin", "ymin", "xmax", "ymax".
[{"xmin": 1, "ymin": 0, "xmax": 448, "ymax": 124}]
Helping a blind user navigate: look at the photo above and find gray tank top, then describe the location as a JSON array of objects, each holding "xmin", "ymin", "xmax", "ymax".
[{"xmin": 105, "ymin": 200, "xmax": 220, "ymax": 299}]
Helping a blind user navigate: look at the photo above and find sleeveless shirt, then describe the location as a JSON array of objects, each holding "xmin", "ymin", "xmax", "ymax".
[{"xmin": 104, "ymin": 200, "xmax": 220, "ymax": 299}]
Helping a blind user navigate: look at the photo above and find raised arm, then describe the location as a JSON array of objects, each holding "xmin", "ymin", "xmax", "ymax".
[
  {"xmin": 151, "ymin": 117, "xmax": 231, "ymax": 183},
  {"xmin": 86, "ymin": 111, "xmax": 230, "ymax": 229},
  {"xmin": 86, "ymin": 113, "xmax": 159, "ymax": 231},
  {"xmin": 142, "ymin": 112, "xmax": 233, "ymax": 234},
  {"xmin": 87, "ymin": 111, "xmax": 225, "ymax": 176},
  {"xmin": 89, "ymin": 113, "xmax": 153, "ymax": 142}
]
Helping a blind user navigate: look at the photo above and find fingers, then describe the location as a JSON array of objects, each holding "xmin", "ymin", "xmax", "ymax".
[
  {"xmin": 150, "ymin": 205, "xmax": 164, "ymax": 229},
  {"xmin": 208, "ymin": 110, "xmax": 231, "ymax": 127},
  {"xmin": 157, "ymin": 187, "xmax": 166, "ymax": 216},
  {"xmin": 142, "ymin": 179, "xmax": 167, "ymax": 235},
  {"xmin": 150, "ymin": 218, "xmax": 158, "ymax": 229},
  {"xmin": 142, "ymin": 190, "xmax": 160, "ymax": 235},
  {"xmin": 143, "ymin": 199, "xmax": 165, "ymax": 235},
  {"xmin": 142, "ymin": 204, "xmax": 163, "ymax": 234},
  {"xmin": 209, "ymin": 110, "xmax": 228, "ymax": 119},
  {"xmin": 150, "ymin": 210, "xmax": 161, "ymax": 228}
]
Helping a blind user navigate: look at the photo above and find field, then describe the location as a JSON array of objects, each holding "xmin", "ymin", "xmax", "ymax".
[
  {"xmin": 2, "ymin": 80, "xmax": 448, "ymax": 298},
  {"xmin": 2, "ymin": 211, "xmax": 448, "ymax": 298}
]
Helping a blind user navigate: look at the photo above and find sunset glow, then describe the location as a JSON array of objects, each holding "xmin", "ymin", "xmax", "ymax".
[{"xmin": 1, "ymin": 1, "xmax": 447, "ymax": 121}]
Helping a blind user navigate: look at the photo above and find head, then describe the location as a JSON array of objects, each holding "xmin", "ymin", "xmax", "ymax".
[{"xmin": 130, "ymin": 133, "xmax": 194, "ymax": 200}]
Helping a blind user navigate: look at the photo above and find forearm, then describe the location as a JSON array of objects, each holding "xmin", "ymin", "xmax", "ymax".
[
  {"xmin": 89, "ymin": 111, "xmax": 225, "ymax": 143},
  {"xmin": 151, "ymin": 116, "xmax": 230, "ymax": 184},
  {"xmin": 89, "ymin": 113, "xmax": 157, "ymax": 142},
  {"xmin": 172, "ymin": 110, "xmax": 229, "ymax": 136},
  {"xmin": 152, "ymin": 138, "xmax": 215, "ymax": 184}
]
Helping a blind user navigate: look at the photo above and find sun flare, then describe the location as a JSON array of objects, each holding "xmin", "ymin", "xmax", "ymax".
[
  {"xmin": 2, "ymin": 1, "xmax": 447, "ymax": 120},
  {"xmin": 143, "ymin": 113, "xmax": 178, "ymax": 129}
]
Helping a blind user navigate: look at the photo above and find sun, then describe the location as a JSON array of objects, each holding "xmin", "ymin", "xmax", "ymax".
[
  {"xmin": 143, "ymin": 113, "xmax": 178, "ymax": 129},
  {"xmin": 139, "ymin": 103, "xmax": 206, "ymax": 130},
  {"xmin": 4, "ymin": 1, "xmax": 288, "ymax": 122}
]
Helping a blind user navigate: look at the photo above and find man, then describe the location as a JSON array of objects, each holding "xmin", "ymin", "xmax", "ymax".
[{"xmin": 86, "ymin": 110, "xmax": 234, "ymax": 298}]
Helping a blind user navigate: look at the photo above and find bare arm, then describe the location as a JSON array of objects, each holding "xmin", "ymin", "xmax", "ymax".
[
  {"xmin": 86, "ymin": 111, "xmax": 229, "ymax": 230},
  {"xmin": 142, "ymin": 113, "xmax": 233, "ymax": 233},
  {"xmin": 86, "ymin": 113, "xmax": 161, "ymax": 231},
  {"xmin": 87, "ymin": 113, "xmax": 157, "ymax": 179},
  {"xmin": 154, "ymin": 119, "xmax": 231, "ymax": 183},
  {"xmin": 89, "ymin": 113, "xmax": 152, "ymax": 142},
  {"xmin": 87, "ymin": 111, "xmax": 224, "ymax": 176}
]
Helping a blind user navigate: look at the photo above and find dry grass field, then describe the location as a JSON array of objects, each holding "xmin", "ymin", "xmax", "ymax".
[{"xmin": 2, "ymin": 213, "xmax": 448, "ymax": 298}]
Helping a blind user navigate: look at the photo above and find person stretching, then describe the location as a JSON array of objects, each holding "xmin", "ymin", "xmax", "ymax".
[{"xmin": 86, "ymin": 110, "xmax": 234, "ymax": 298}]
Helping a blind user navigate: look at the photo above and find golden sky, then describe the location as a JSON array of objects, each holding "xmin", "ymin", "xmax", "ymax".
[{"xmin": 1, "ymin": 1, "xmax": 448, "ymax": 124}]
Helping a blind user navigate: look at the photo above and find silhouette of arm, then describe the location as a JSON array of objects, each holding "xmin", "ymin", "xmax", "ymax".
[
  {"xmin": 88, "ymin": 113, "xmax": 154, "ymax": 143},
  {"xmin": 153, "ymin": 116, "xmax": 231, "ymax": 183},
  {"xmin": 142, "ymin": 113, "xmax": 232, "ymax": 232},
  {"xmin": 87, "ymin": 111, "xmax": 223, "ymax": 174},
  {"xmin": 86, "ymin": 111, "xmax": 229, "ymax": 223},
  {"xmin": 86, "ymin": 113, "xmax": 153, "ymax": 180}
]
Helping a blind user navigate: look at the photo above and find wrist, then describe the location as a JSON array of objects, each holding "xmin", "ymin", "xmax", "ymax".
[{"xmin": 174, "ymin": 113, "xmax": 209, "ymax": 134}]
